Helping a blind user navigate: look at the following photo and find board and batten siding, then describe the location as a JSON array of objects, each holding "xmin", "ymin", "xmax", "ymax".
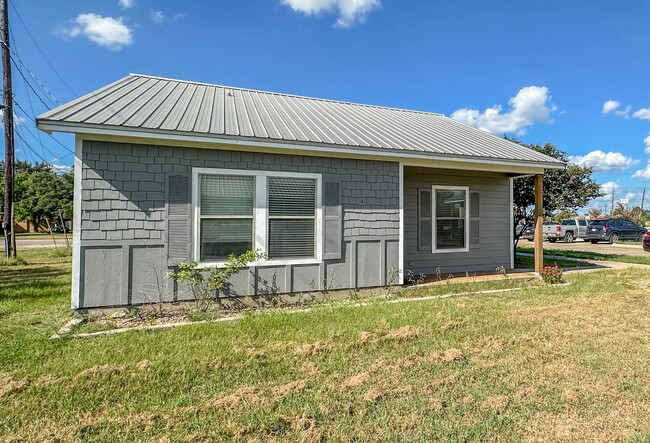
[
  {"xmin": 76, "ymin": 140, "xmax": 399, "ymax": 308},
  {"xmin": 403, "ymin": 166, "xmax": 511, "ymax": 275}
]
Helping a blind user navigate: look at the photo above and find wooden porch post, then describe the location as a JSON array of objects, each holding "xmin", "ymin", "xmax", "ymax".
[{"xmin": 534, "ymin": 174, "xmax": 544, "ymax": 273}]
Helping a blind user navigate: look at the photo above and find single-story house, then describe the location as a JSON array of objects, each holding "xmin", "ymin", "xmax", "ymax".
[{"xmin": 37, "ymin": 74, "xmax": 564, "ymax": 309}]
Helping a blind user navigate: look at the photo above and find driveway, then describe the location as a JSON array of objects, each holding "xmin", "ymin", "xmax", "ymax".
[{"xmin": 520, "ymin": 238, "xmax": 648, "ymax": 257}]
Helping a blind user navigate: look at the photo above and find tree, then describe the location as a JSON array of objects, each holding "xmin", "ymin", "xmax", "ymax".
[
  {"xmin": 508, "ymin": 137, "xmax": 603, "ymax": 250},
  {"xmin": 587, "ymin": 207, "xmax": 603, "ymax": 218},
  {"xmin": 0, "ymin": 161, "xmax": 73, "ymax": 232},
  {"xmin": 552, "ymin": 209, "xmax": 578, "ymax": 224}
]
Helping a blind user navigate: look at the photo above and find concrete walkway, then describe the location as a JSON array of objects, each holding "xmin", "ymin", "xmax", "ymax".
[{"xmin": 517, "ymin": 252, "xmax": 650, "ymax": 272}]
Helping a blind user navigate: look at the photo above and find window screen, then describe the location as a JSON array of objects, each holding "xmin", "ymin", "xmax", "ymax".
[
  {"xmin": 267, "ymin": 177, "xmax": 316, "ymax": 258},
  {"xmin": 199, "ymin": 174, "xmax": 254, "ymax": 260}
]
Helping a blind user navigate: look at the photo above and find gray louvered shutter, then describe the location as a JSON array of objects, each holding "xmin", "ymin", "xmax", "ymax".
[
  {"xmin": 323, "ymin": 181, "xmax": 342, "ymax": 260},
  {"xmin": 470, "ymin": 191, "xmax": 480, "ymax": 248},
  {"xmin": 167, "ymin": 175, "xmax": 191, "ymax": 266}
]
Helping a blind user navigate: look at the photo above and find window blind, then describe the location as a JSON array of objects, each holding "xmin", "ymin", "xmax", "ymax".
[
  {"xmin": 267, "ymin": 177, "xmax": 316, "ymax": 258},
  {"xmin": 200, "ymin": 175, "xmax": 254, "ymax": 216}
]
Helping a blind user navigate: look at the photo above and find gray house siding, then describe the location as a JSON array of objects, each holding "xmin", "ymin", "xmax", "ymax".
[
  {"xmin": 403, "ymin": 166, "xmax": 511, "ymax": 275},
  {"xmin": 77, "ymin": 140, "xmax": 399, "ymax": 308}
]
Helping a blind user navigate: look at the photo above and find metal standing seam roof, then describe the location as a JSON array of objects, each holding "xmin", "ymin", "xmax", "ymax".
[{"xmin": 37, "ymin": 74, "xmax": 565, "ymax": 167}]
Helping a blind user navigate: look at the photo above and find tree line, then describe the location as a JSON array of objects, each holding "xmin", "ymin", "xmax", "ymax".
[{"xmin": 0, "ymin": 161, "xmax": 73, "ymax": 232}]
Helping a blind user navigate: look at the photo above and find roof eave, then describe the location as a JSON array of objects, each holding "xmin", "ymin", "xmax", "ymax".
[{"xmin": 36, "ymin": 119, "xmax": 567, "ymax": 171}]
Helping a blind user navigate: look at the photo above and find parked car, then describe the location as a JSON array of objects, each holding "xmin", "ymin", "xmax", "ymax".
[
  {"xmin": 522, "ymin": 222, "xmax": 555, "ymax": 241},
  {"xmin": 542, "ymin": 217, "xmax": 589, "ymax": 242},
  {"xmin": 586, "ymin": 218, "xmax": 647, "ymax": 244},
  {"xmin": 643, "ymin": 232, "xmax": 650, "ymax": 252}
]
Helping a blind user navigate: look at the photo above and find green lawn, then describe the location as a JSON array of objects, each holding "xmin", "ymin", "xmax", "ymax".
[
  {"xmin": 513, "ymin": 254, "xmax": 587, "ymax": 269},
  {"xmin": 2, "ymin": 249, "xmax": 650, "ymax": 441},
  {"xmin": 517, "ymin": 246, "xmax": 650, "ymax": 266}
]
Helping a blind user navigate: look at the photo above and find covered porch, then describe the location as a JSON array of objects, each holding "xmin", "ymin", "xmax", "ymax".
[{"xmin": 401, "ymin": 164, "xmax": 545, "ymax": 279}]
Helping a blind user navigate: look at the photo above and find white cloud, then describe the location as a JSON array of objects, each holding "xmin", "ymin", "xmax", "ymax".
[
  {"xmin": 62, "ymin": 13, "xmax": 133, "ymax": 50},
  {"xmin": 150, "ymin": 11, "xmax": 165, "ymax": 23},
  {"xmin": 632, "ymin": 162, "xmax": 650, "ymax": 180},
  {"xmin": 644, "ymin": 132, "xmax": 650, "ymax": 154},
  {"xmin": 602, "ymin": 100, "xmax": 631, "ymax": 118},
  {"xmin": 118, "ymin": 0, "xmax": 135, "ymax": 9},
  {"xmin": 632, "ymin": 107, "xmax": 650, "ymax": 121},
  {"xmin": 51, "ymin": 164, "xmax": 72, "ymax": 174},
  {"xmin": 281, "ymin": 0, "xmax": 381, "ymax": 27},
  {"xmin": 602, "ymin": 100, "xmax": 620, "ymax": 113},
  {"xmin": 149, "ymin": 11, "xmax": 185, "ymax": 24},
  {"xmin": 0, "ymin": 110, "xmax": 25, "ymax": 126},
  {"xmin": 600, "ymin": 181, "xmax": 619, "ymax": 195},
  {"xmin": 450, "ymin": 86, "xmax": 556, "ymax": 135},
  {"xmin": 568, "ymin": 150, "xmax": 639, "ymax": 172}
]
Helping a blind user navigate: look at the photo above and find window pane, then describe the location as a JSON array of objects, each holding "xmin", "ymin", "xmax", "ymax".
[
  {"xmin": 436, "ymin": 189, "xmax": 466, "ymax": 218},
  {"xmin": 268, "ymin": 219, "xmax": 315, "ymax": 258},
  {"xmin": 200, "ymin": 218, "xmax": 253, "ymax": 260},
  {"xmin": 268, "ymin": 177, "xmax": 315, "ymax": 217},
  {"xmin": 436, "ymin": 219, "xmax": 465, "ymax": 249},
  {"xmin": 200, "ymin": 175, "xmax": 254, "ymax": 216}
]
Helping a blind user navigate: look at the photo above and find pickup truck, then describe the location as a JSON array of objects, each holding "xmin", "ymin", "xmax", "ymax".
[{"xmin": 542, "ymin": 218, "xmax": 589, "ymax": 243}]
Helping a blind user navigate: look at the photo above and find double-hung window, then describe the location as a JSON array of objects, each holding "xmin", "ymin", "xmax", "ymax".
[
  {"xmin": 431, "ymin": 186, "xmax": 469, "ymax": 253},
  {"xmin": 198, "ymin": 175, "xmax": 255, "ymax": 260},
  {"xmin": 193, "ymin": 168, "xmax": 321, "ymax": 264},
  {"xmin": 267, "ymin": 177, "xmax": 316, "ymax": 258}
]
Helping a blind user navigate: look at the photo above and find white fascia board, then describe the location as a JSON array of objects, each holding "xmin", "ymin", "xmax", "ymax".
[
  {"xmin": 71, "ymin": 136, "xmax": 83, "ymax": 309},
  {"xmin": 36, "ymin": 120, "xmax": 567, "ymax": 172}
]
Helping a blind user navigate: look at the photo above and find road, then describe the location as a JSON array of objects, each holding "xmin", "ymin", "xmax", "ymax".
[
  {"xmin": 0, "ymin": 236, "xmax": 71, "ymax": 251},
  {"xmin": 520, "ymin": 238, "xmax": 648, "ymax": 257}
]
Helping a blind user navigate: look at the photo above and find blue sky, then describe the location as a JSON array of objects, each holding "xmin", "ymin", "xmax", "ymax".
[{"xmin": 7, "ymin": 0, "xmax": 650, "ymax": 211}]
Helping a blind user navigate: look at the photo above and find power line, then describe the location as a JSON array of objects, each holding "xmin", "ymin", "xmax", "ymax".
[
  {"xmin": 9, "ymin": 49, "xmax": 58, "ymax": 107},
  {"xmin": 10, "ymin": 57, "xmax": 50, "ymax": 109},
  {"xmin": 9, "ymin": 29, "xmax": 47, "ymax": 161},
  {"xmin": 12, "ymin": 98, "xmax": 74, "ymax": 155},
  {"xmin": 13, "ymin": 128, "xmax": 48, "ymax": 163},
  {"xmin": 8, "ymin": 0, "xmax": 77, "ymax": 98}
]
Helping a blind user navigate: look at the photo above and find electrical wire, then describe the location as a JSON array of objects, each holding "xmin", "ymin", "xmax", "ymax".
[
  {"xmin": 8, "ymin": 0, "xmax": 77, "ymax": 98},
  {"xmin": 12, "ymin": 98, "xmax": 74, "ymax": 155},
  {"xmin": 10, "ymin": 57, "xmax": 51, "ymax": 109}
]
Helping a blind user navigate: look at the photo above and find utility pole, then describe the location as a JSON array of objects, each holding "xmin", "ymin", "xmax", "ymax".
[
  {"xmin": 641, "ymin": 188, "xmax": 646, "ymax": 214},
  {"xmin": 1, "ymin": 0, "xmax": 14, "ymax": 258},
  {"xmin": 610, "ymin": 189, "xmax": 615, "ymax": 216}
]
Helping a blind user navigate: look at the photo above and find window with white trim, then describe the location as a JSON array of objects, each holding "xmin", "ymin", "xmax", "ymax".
[
  {"xmin": 432, "ymin": 186, "xmax": 469, "ymax": 253},
  {"xmin": 193, "ymin": 168, "xmax": 321, "ymax": 264}
]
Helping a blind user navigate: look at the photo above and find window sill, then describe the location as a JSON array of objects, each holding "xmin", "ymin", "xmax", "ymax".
[
  {"xmin": 431, "ymin": 247, "xmax": 470, "ymax": 254},
  {"xmin": 195, "ymin": 258, "xmax": 322, "ymax": 269}
]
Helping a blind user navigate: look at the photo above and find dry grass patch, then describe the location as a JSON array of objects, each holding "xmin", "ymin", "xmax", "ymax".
[
  {"xmin": 480, "ymin": 395, "xmax": 510, "ymax": 414},
  {"xmin": 74, "ymin": 364, "xmax": 126, "ymax": 378},
  {"xmin": 383, "ymin": 325, "xmax": 426, "ymax": 341},
  {"xmin": 338, "ymin": 371, "xmax": 370, "ymax": 390},
  {"xmin": 0, "ymin": 372, "xmax": 29, "ymax": 396}
]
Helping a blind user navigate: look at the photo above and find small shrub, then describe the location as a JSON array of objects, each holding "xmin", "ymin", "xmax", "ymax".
[
  {"xmin": 166, "ymin": 250, "xmax": 266, "ymax": 312},
  {"xmin": 540, "ymin": 265, "xmax": 563, "ymax": 284}
]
